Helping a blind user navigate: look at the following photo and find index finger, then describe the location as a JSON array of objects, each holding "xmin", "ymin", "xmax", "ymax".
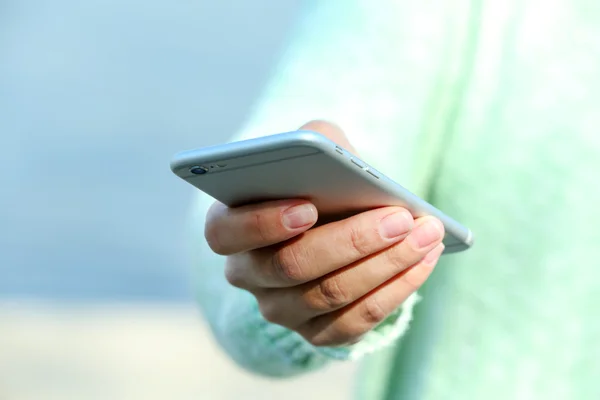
[
  {"xmin": 204, "ymin": 199, "xmax": 318, "ymax": 255},
  {"xmin": 205, "ymin": 120, "xmax": 352, "ymax": 255}
]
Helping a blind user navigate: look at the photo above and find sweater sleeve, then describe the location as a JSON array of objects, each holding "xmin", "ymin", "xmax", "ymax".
[{"xmin": 191, "ymin": 1, "xmax": 434, "ymax": 377}]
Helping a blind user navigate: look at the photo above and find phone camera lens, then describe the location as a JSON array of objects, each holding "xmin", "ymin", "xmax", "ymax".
[{"xmin": 190, "ymin": 166, "xmax": 209, "ymax": 175}]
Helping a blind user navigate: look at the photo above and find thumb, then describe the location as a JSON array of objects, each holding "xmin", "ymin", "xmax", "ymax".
[{"xmin": 298, "ymin": 120, "xmax": 358, "ymax": 155}]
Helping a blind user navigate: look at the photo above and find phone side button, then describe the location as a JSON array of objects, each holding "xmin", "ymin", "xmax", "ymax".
[
  {"xmin": 351, "ymin": 158, "xmax": 366, "ymax": 168},
  {"xmin": 366, "ymin": 168, "xmax": 380, "ymax": 179}
]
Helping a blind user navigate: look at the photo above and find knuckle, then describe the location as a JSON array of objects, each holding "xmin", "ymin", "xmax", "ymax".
[
  {"xmin": 248, "ymin": 211, "xmax": 270, "ymax": 243},
  {"xmin": 271, "ymin": 246, "xmax": 305, "ymax": 283},
  {"xmin": 313, "ymin": 275, "xmax": 350, "ymax": 310},
  {"xmin": 360, "ymin": 296, "xmax": 389, "ymax": 325},
  {"xmin": 347, "ymin": 224, "xmax": 373, "ymax": 258},
  {"xmin": 223, "ymin": 261, "xmax": 245, "ymax": 288}
]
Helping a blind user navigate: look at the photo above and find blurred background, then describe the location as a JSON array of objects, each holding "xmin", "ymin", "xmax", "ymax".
[{"xmin": 0, "ymin": 1, "xmax": 355, "ymax": 398}]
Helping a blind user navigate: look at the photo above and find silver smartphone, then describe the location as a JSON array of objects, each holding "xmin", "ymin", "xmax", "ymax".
[{"xmin": 171, "ymin": 130, "xmax": 473, "ymax": 253}]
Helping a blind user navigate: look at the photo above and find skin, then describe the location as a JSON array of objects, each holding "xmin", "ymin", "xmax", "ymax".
[{"xmin": 204, "ymin": 121, "xmax": 445, "ymax": 347}]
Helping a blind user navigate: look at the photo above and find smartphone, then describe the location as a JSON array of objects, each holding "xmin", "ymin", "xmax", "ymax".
[{"xmin": 171, "ymin": 130, "xmax": 473, "ymax": 253}]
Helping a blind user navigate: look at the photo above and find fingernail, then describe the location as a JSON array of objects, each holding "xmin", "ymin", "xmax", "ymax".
[
  {"xmin": 380, "ymin": 210, "xmax": 414, "ymax": 239},
  {"xmin": 423, "ymin": 243, "xmax": 445, "ymax": 264},
  {"xmin": 408, "ymin": 219, "xmax": 444, "ymax": 249},
  {"xmin": 283, "ymin": 204, "xmax": 317, "ymax": 229}
]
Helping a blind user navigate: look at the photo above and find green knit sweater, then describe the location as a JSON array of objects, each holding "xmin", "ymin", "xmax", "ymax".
[{"xmin": 191, "ymin": 1, "xmax": 600, "ymax": 398}]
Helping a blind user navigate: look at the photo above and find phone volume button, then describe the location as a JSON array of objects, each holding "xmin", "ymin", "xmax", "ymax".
[
  {"xmin": 351, "ymin": 158, "xmax": 366, "ymax": 169},
  {"xmin": 366, "ymin": 168, "xmax": 380, "ymax": 179}
]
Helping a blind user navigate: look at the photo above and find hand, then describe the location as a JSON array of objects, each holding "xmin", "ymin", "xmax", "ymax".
[{"xmin": 204, "ymin": 121, "xmax": 445, "ymax": 347}]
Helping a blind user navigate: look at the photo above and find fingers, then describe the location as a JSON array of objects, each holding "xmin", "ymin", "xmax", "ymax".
[
  {"xmin": 297, "ymin": 242, "xmax": 445, "ymax": 347},
  {"xmin": 224, "ymin": 206, "xmax": 415, "ymax": 290},
  {"xmin": 205, "ymin": 120, "xmax": 351, "ymax": 257},
  {"xmin": 256, "ymin": 216, "xmax": 445, "ymax": 328},
  {"xmin": 205, "ymin": 200, "xmax": 318, "ymax": 255},
  {"xmin": 298, "ymin": 120, "xmax": 358, "ymax": 154}
]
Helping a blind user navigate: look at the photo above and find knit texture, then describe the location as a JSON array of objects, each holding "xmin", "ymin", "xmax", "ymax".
[{"xmin": 192, "ymin": 0, "xmax": 600, "ymax": 398}]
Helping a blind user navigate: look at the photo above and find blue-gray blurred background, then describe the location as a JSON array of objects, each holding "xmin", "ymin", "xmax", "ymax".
[
  {"xmin": 0, "ymin": 3, "xmax": 358, "ymax": 398},
  {"xmin": 1, "ymin": 0, "xmax": 302, "ymax": 302}
]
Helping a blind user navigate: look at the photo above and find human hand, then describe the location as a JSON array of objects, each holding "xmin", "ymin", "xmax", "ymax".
[{"xmin": 204, "ymin": 121, "xmax": 445, "ymax": 347}]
